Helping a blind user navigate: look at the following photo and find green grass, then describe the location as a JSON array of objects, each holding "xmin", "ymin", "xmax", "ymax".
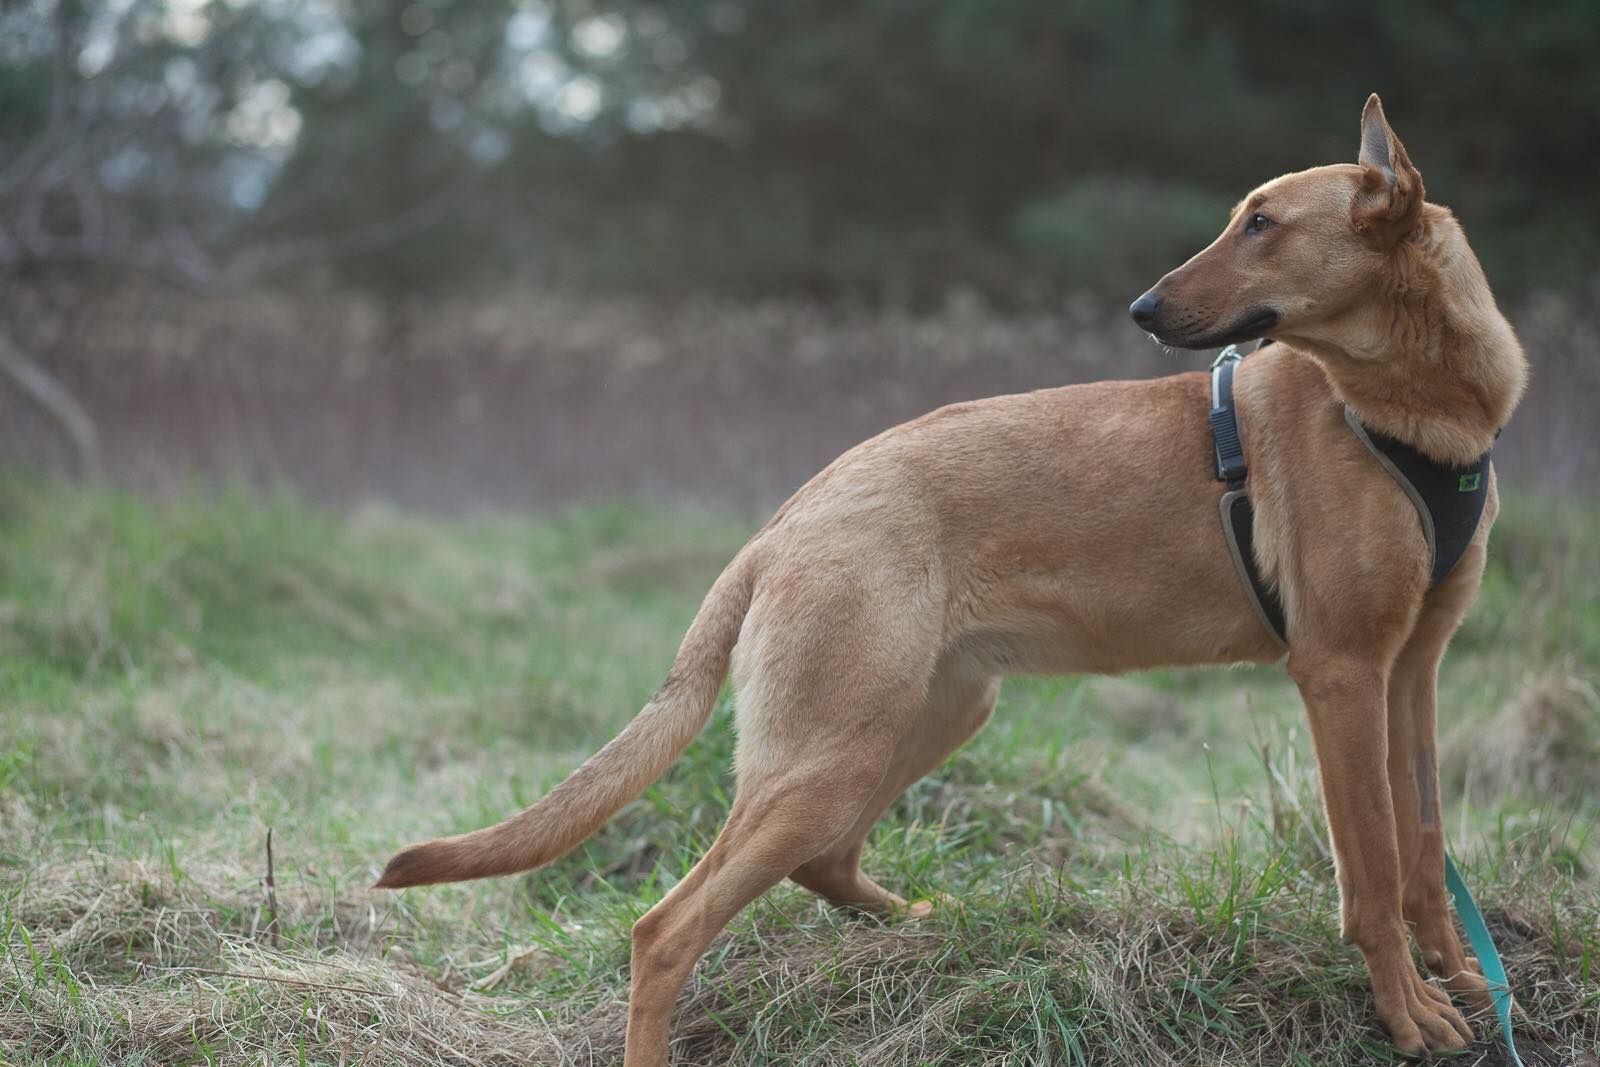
[{"xmin": 1, "ymin": 475, "xmax": 1596, "ymax": 1065}]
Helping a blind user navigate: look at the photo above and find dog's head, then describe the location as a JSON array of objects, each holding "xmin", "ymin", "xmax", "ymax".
[{"xmin": 1129, "ymin": 94, "xmax": 1424, "ymax": 350}]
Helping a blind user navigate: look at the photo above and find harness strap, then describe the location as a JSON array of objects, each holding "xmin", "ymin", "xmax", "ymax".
[
  {"xmin": 1208, "ymin": 347, "xmax": 1288, "ymax": 647},
  {"xmin": 1219, "ymin": 491, "xmax": 1287, "ymax": 647}
]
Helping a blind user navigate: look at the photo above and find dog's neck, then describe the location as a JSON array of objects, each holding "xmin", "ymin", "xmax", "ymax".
[{"xmin": 1273, "ymin": 205, "xmax": 1528, "ymax": 465}]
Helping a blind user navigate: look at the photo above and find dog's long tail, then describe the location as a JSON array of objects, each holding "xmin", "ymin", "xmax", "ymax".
[{"xmin": 374, "ymin": 554, "xmax": 756, "ymax": 889}]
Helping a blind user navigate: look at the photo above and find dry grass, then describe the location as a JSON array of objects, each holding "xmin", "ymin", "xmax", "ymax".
[
  {"xmin": 2, "ymin": 281, "xmax": 1596, "ymax": 509},
  {"xmin": 5, "ymin": 859, "xmax": 566, "ymax": 1066},
  {"xmin": 7, "ymin": 850, "xmax": 1597, "ymax": 1066},
  {"xmin": 1454, "ymin": 666, "xmax": 1600, "ymax": 801}
]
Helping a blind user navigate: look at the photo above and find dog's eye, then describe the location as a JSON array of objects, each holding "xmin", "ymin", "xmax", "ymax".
[{"xmin": 1245, "ymin": 212, "xmax": 1273, "ymax": 234}]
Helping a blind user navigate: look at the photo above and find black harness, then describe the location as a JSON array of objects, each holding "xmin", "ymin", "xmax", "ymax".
[{"xmin": 1208, "ymin": 343, "xmax": 1494, "ymax": 648}]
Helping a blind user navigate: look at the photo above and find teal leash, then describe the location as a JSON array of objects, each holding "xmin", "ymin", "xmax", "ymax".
[{"xmin": 1443, "ymin": 852, "xmax": 1524, "ymax": 1066}]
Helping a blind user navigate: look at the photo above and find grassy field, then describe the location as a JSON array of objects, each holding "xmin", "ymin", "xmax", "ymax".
[{"xmin": 1, "ymin": 476, "xmax": 1596, "ymax": 1065}]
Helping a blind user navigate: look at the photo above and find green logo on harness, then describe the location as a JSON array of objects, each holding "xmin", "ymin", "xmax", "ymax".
[{"xmin": 1458, "ymin": 472, "xmax": 1481, "ymax": 492}]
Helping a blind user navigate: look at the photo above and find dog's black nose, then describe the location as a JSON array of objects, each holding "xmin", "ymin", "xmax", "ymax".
[{"xmin": 1129, "ymin": 292, "xmax": 1161, "ymax": 328}]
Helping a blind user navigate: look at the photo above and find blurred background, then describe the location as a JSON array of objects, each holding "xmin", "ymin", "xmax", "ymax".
[{"xmin": 3, "ymin": 0, "xmax": 1597, "ymax": 508}]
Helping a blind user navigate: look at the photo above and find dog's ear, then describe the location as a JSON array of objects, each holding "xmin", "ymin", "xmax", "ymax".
[{"xmin": 1353, "ymin": 93, "xmax": 1424, "ymax": 248}]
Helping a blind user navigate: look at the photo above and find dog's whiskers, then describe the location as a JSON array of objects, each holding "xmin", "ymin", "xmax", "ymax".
[{"xmin": 1144, "ymin": 331, "xmax": 1175, "ymax": 355}]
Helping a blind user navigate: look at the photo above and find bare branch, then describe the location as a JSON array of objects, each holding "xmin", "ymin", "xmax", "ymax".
[
  {"xmin": 224, "ymin": 168, "xmax": 476, "ymax": 286},
  {"xmin": 262, "ymin": 827, "xmax": 280, "ymax": 948},
  {"xmin": 49, "ymin": 0, "xmax": 80, "ymax": 137},
  {"xmin": 0, "ymin": 327, "xmax": 102, "ymax": 479}
]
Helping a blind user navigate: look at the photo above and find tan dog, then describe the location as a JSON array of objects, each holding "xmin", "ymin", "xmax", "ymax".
[{"xmin": 378, "ymin": 95, "xmax": 1526, "ymax": 1063}]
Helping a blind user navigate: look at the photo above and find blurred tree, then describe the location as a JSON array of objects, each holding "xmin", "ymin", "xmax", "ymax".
[
  {"xmin": 3, "ymin": 0, "xmax": 1598, "ymax": 317},
  {"xmin": 0, "ymin": 0, "xmax": 486, "ymax": 471},
  {"xmin": 499, "ymin": 0, "xmax": 1600, "ymax": 301}
]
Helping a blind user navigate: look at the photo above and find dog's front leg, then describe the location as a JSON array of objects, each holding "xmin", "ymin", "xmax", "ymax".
[
  {"xmin": 1291, "ymin": 651, "xmax": 1473, "ymax": 1057},
  {"xmin": 1387, "ymin": 603, "xmax": 1493, "ymax": 1017}
]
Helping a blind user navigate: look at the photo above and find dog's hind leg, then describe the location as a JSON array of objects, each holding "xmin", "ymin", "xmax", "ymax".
[
  {"xmin": 1386, "ymin": 546, "xmax": 1493, "ymax": 1015},
  {"xmin": 622, "ymin": 587, "xmax": 939, "ymax": 1066},
  {"xmin": 623, "ymin": 712, "xmax": 912, "ymax": 1065},
  {"xmin": 790, "ymin": 669, "xmax": 1000, "ymax": 915}
]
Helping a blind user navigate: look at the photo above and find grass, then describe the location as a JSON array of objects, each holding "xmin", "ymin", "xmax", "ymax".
[{"xmin": 0, "ymin": 475, "xmax": 1596, "ymax": 1065}]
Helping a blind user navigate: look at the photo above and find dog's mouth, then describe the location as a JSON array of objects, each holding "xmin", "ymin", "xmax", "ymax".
[{"xmin": 1155, "ymin": 308, "xmax": 1280, "ymax": 351}]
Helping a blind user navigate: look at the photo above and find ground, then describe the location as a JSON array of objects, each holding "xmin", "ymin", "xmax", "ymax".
[{"xmin": 1, "ymin": 478, "xmax": 1596, "ymax": 1065}]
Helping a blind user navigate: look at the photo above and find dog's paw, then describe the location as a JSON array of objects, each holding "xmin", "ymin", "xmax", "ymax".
[
  {"xmin": 1422, "ymin": 947, "xmax": 1494, "ymax": 1017},
  {"xmin": 1379, "ymin": 967, "xmax": 1474, "ymax": 1057},
  {"xmin": 897, "ymin": 892, "xmax": 959, "ymax": 921}
]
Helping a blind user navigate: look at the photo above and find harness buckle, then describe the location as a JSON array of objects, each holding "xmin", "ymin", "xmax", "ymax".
[
  {"xmin": 1210, "ymin": 344, "xmax": 1245, "ymax": 370},
  {"xmin": 1209, "ymin": 350, "xmax": 1250, "ymax": 489}
]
